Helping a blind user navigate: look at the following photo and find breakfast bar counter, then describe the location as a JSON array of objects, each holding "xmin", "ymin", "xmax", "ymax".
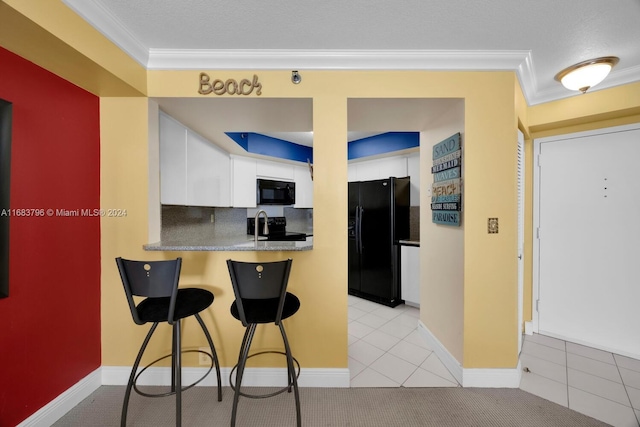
[{"xmin": 144, "ymin": 236, "xmax": 313, "ymax": 252}]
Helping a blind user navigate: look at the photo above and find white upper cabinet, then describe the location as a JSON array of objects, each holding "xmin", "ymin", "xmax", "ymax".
[
  {"xmin": 231, "ymin": 156, "xmax": 257, "ymax": 208},
  {"xmin": 256, "ymin": 158, "xmax": 294, "ymax": 180},
  {"xmin": 293, "ymin": 165, "xmax": 313, "ymax": 208},
  {"xmin": 348, "ymin": 155, "xmax": 409, "ymax": 182},
  {"xmin": 232, "ymin": 156, "xmax": 313, "ymax": 208},
  {"xmin": 159, "ymin": 112, "xmax": 231, "ymax": 207},
  {"xmin": 159, "ymin": 114, "xmax": 187, "ymax": 205},
  {"xmin": 186, "ymin": 130, "xmax": 230, "ymax": 207}
]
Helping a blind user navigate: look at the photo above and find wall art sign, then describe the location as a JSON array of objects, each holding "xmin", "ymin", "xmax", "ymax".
[
  {"xmin": 431, "ymin": 133, "xmax": 462, "ymax": 226},
  {"xmin": 0, "ymin": 99, "xmax": 12, "ymax": 298},
  {"xmin": 198, "ymin": 72, "xmax": 262, "ymax": 96},
  {"xmin": 433, "ymin": 166, "xmax": 461, "ymax": 182},
  {"xmin": 432, "ymin": 178, "xmax": 462, "ymax": 197},
  {"xmin": 432, "ymin": 132, "xmax": 461, "ymax": 160},
  {"xmin": 432, "ymin": 210, "xmax": 461, "ymax": 225}
]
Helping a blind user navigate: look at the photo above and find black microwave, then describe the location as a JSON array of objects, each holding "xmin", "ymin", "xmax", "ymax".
[{"xmin": 257, "ymin": 179, "xmax": 296, "ymax": 205}]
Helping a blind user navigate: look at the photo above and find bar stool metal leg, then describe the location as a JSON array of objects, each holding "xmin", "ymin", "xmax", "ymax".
[
  {"xmin": 122, "ymin": 322, "xmax": 159, "ymax": 427},
  {"xmin": 174, "ymin": 320, "xmax": 182, "ymax": 427},
  {"xmin": 279, "ymin": 323, "xmax": 301, "ymax": 427},
  {"xmin": 231, "ymin": 324, "xmax": 257, "ymax": 427},
  {"xmin": 195, "ymin": 313, "xmax": 222, "ymax": 401}
]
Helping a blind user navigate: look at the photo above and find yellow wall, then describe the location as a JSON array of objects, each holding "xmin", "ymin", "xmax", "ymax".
[
  {"xmin": 529, "ymin": 81, "xmax": 640, "ymax": 137},
  {"xmin": 7, "ymin": 1, "xmax": 640, "ymax": 373},
  {"xmin": 421, "ymin": 100, "xmax": 465, "ymax": 362},
  {"xmin": 115, "ymin": 69, "xmax": 521, "ymax": 369},
  {"xmin": 0, "ymin": 0, "xmax": 146, "ymax": 96}
]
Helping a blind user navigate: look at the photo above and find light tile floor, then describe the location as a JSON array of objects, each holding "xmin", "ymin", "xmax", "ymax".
[
  {"xmin": 348, "ymin": 295, "xmax": 459, "ymax": 388},
  {"xmin": 520, "ymin": 333, "xmax": 640, "ymax": 427},
  {"xmin": 349, "ymin": 295, "xmax": 640, "ymax": 426}
]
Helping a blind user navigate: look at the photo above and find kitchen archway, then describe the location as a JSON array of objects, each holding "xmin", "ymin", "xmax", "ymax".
[{"xmin": 346, "ymin": 98, "xmax": 463, "ymax": 387}]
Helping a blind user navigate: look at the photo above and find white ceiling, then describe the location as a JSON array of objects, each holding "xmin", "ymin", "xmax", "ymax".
[{"xmin": 61, "ymin": 0, "xmax": 640, "ymax": 152}]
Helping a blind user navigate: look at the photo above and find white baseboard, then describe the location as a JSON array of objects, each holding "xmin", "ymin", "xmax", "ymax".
[
  {"xmin": 462, "ymin": 362, "xmax": 522, "ymax": 388},
  {"xmin": 17, "ymin": 365, "xmax": 347, "ymax": 426},
  {"xmin": 417, "ymin": 321, "xmax": 464, "ymax": 385},
  {"xmin": 418, "ymin": 321, "xmax": 521, "ymax": 388},
  {"xmin": 17, "ymin": 368, "xmax": 101, "ymax": 427},
  {"xmin": 524, "ymin": 321, "xmax": 533, "ymax": 335},
  {"xmin": 102, "ymin": 365, "xmax": 350, "ymax": 388}
]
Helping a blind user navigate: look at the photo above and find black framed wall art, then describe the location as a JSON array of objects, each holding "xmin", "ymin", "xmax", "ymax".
[{"xmin": 0, "ymin": 99, "xmax": 12, "ymax": 298}]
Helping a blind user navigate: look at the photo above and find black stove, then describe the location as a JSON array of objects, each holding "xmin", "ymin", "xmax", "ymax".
[{"xmin": 247, "ymin": 216, "xmax": 308, "ymax": 241}]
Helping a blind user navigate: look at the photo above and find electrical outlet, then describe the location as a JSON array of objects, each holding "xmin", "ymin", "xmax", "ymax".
[
  {"xmin": 199, "ymin": 347, "xmax": 210, "ymax": 365},
  {"xmin": 210, "ymin": 213, "xmax": 215, "ymax": 224}
]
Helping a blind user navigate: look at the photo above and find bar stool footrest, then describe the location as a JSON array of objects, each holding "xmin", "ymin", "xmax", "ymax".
[
  {"xmin": 229, "ymin": 350, "xmax": 301, "ymax": 399},
  {"xmin": 133, "ymin": 349, "xmax": 214, "ymax": 398}
]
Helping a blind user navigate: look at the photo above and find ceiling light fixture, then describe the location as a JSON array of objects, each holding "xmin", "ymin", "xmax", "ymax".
[
  {"xmin": 554, "ymin": 56, "xmax": 619, "ymax": 94},
  {"xmin": 291, "ymin": 70, "xmax": 301, "ymax": 84}
]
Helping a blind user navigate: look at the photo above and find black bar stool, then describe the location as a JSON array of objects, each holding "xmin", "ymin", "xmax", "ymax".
[
  {"xmin": 226, "ymin": 258, "xmax": 301, "ymax": 427},
  {"xmin": 116, "ymin": 257, "xmax": 222, "ymax": 427}
]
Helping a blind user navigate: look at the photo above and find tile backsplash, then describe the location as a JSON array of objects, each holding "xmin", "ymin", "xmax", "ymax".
[
  {"xmin": 409, "ymin": 206, "xmax": 420, "ymax": 241},
  {"xmin": 161, "ymin": 206, "xmax": 246, "ymax": 242},
  {"xmin": 160, "ymin": 205, "xmax": 414, "ymax": 241},
  {"xmin": 160, "ymin": 205, "xmax": 313, "ymax": 242}
]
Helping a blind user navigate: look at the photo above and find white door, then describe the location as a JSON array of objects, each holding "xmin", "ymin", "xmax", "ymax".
[{"xmin": 535, "ymin": 124, "xmax": 640, "ymax": 358}]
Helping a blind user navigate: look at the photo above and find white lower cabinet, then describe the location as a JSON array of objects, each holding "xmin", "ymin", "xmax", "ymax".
[{"xmin": 400, "ymin": 245, "xmax": 420, "ymax": 307}]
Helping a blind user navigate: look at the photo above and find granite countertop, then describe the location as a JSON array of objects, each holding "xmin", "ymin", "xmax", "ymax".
[
  {"xmin": 144, "ymin": 235, "xmax": 313, "ymax": 252},
  {"xmin": 398, "ymin": 240, "xmax": 420, "ymax": 247}
]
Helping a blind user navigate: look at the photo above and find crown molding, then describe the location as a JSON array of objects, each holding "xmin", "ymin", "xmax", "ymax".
[
  {"xmin": 147, "ymin": 48, "xmax": 531, "ymax": 71},
  {"xmin": 62, "ymin": 0, "xmax": 149, "ymax": 67}
]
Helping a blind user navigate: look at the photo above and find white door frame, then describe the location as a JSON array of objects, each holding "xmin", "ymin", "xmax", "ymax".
[
  {"xmin": 517, "ymin": 130, "xmax": 525, "ymax": 353},
  {"xmin": 532, "ymin": 122, "xmax": 640, "ymax": 334}
]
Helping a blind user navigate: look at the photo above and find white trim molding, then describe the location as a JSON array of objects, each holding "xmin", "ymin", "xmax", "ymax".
[
  {"xmin": 101, "ymin": 365, "xmax": 350, "ymax": 388},
  {"xmin": 62, "ymin": 0, "xmax": 149, "ymax": 66},
  {"xmin": 18, "ymin": 365, "xmax": 348, "ymax": 426},
  {"xmin": 17, "ymin": 369, "xmax": 101, "ymax": 427},
  {"xmin": 146, "ymin": 48, "xmax": 531, "ymax": 72},
  {"xmin": 418, "ymin": 321, "xmax": 522, "ymax": 388}
]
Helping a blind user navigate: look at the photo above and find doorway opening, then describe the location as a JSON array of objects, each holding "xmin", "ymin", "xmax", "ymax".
[{"xmin": 346, "ymin": 98, "xmax": 463, "ymax": 387}]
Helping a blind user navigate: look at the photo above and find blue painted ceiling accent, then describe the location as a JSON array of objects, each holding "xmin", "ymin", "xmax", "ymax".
[
  {"xmin": 347, "ymin": 132, "xmax": 419, "ymax": 160},
  {"xmin": 226, "ymin": 132, "xmax": 312, "ymax": 163},
  {"xmin": 226, "ymin": 131, "xmax": 419, "ymax": 163}
]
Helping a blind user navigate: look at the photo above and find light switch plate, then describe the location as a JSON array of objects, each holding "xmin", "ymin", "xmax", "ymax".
[{"xmin": 488, "ymin": 218, "xmax": 499, "ymax": 234}]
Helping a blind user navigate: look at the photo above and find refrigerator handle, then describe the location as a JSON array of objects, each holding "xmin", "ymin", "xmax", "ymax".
[
  {"xmin": 358, "ymin": 206, "xmax": 364, "ymax": 253},
  {"xmin": 355, "ymin": 205, "xmax": 360, "ymax": 254}
]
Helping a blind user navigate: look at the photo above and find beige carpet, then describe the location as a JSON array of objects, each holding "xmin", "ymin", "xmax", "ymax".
[{"xmin": 53, "ymin": 386, "xmax": 608, "ymax": 426}]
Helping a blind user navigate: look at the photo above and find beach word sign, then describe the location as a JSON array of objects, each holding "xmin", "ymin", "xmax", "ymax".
[{"xmin": 198, "ymin": 73, "xmax": 262, "ymax": 96}]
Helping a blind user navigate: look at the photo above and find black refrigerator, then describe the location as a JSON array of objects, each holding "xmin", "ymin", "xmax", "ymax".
[{"xmin": 348, "ymin": 177, "xmax": 410, "ymax": 307}]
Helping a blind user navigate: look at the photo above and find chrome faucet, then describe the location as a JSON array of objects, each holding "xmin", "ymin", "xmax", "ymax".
[{"xmin": 254, "ymin": 210, "xmax": 269, "ymax": 242}]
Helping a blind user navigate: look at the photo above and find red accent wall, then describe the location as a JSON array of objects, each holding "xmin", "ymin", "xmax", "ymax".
[{"xmin": 0, "ymin": 47, "xmax": 101, "ymax": 426}]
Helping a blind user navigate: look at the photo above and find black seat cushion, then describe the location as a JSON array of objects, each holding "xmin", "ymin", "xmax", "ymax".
[
  {"xmin": 136, "ymin": 288, "xmax": 214, "ymax": 323},
  {"xmin": 230, "ymin": 292, "xmax": 300, "ymax": 324}
]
